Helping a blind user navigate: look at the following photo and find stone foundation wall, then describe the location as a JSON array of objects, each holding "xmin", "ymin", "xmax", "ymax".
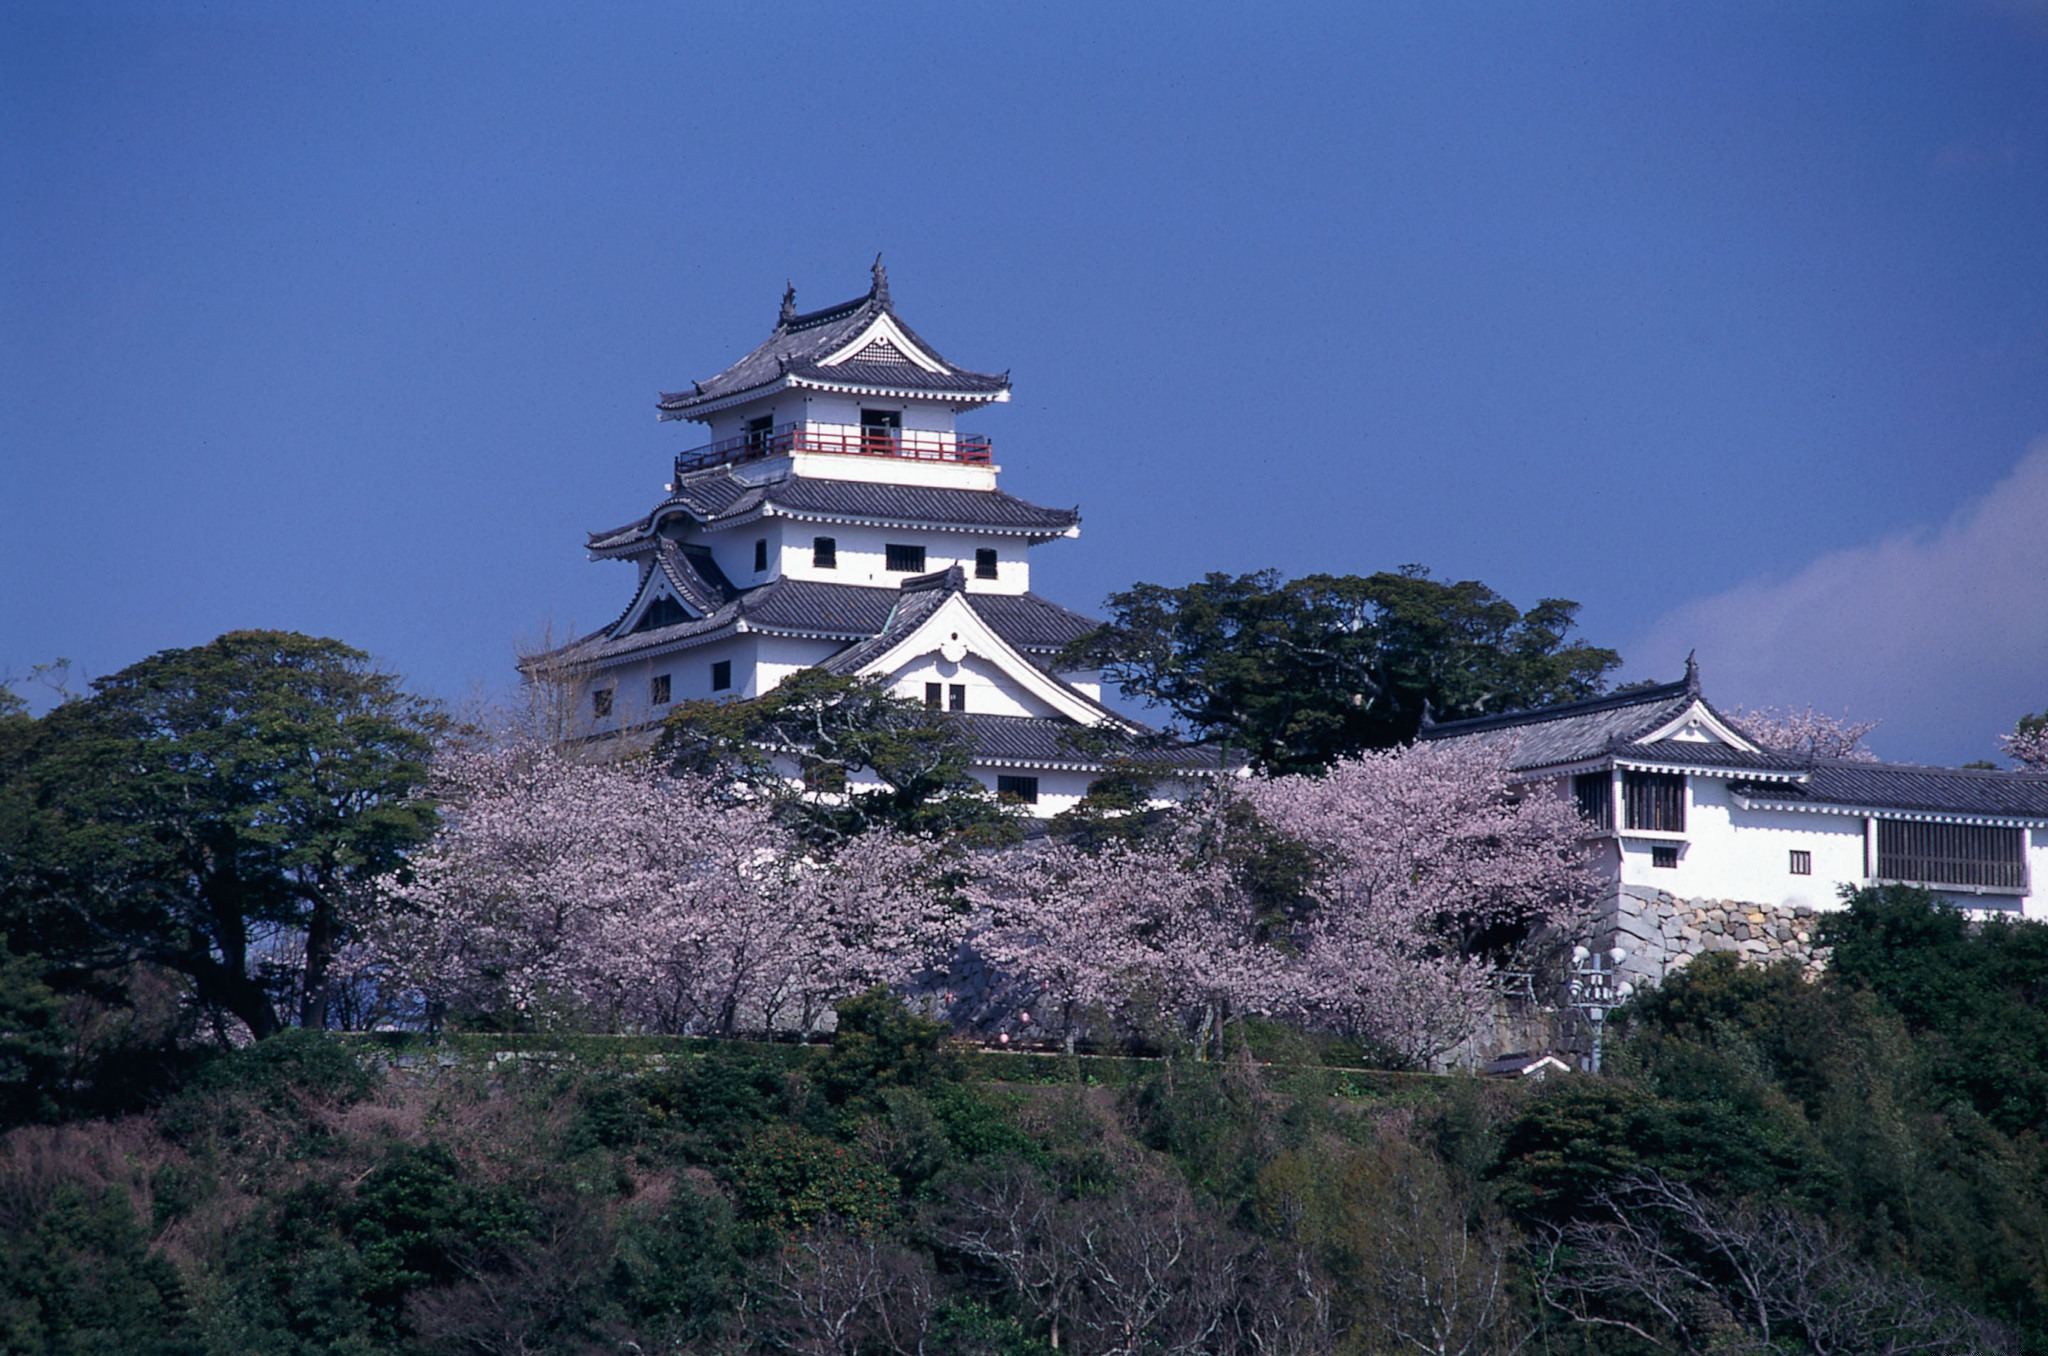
[{"xmin": 1599, "ymin": 885, "xmax": 1829, "ymax": 989}]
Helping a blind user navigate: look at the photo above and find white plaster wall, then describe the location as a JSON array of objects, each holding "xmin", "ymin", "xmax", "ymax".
[
  {"xmin": 765, "ymin": 522, "xmax": 1031, "ymax": 593},
  {"xmin": 968, "ymin": 767, "xmax": 1096, "ymax": 819},
  {"xmin": 886, "ymin": 652, "xmax": 1061, "ymax": 720},
  {"xmin": 1575, "ymin": 772, "xmax": 2045, "ymax": 916}
]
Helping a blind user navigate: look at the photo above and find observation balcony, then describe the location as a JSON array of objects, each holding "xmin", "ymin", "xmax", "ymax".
[{"xmin": 673, "ymin": 421, "xmax": 992, "ymax": 480}]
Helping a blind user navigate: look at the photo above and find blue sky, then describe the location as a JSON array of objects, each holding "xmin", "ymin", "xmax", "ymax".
[{"xmin": 4, "ymin": 2, "xmax": 2045, "ymax": 764}]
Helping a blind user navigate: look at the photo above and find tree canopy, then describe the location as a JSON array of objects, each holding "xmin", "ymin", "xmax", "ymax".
[
  {"xmin": 0, "ymin": 631, "xmax": 442, "ymax": 1039},
  {"xmin": 1061, "ymin": 566, "xmax": 1621, "ymax": 773},
  {"xmin": 657, "ymin": 669, "xmax": 1020, "ymax": 846}
]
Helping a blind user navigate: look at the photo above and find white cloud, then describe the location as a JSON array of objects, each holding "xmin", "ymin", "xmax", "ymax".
[{"xmin": 1629, "ymin": 438, "xmax": 2048, "ymax": 766}]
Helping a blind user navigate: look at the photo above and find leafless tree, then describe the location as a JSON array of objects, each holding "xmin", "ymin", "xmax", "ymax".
[
  {"xmin": 756, "ymin": 1228, "xmax": 937, "ymax": 1356},
  {"xmin": 936, "ymin": 1160, "xmax": 1090, "ymax": 1350},
  {"xmin": 1532, "ymin": 1172, "xmax": 2014, "ymax": 1355}
]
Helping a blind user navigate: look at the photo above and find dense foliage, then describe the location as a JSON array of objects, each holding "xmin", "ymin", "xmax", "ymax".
[
  {"xmin": 1061, "ymin": 567, "xmax": 1621, "ymax": 773},
  {"xmin": 5, "ymin": 950, "xmax": 2041, "ymax": 1355},
  {"xmin": 0, "ymin": 632, "xmax": 442, "ymax": 1041}
]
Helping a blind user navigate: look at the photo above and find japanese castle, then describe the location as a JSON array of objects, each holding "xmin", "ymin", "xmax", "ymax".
[{"xmin": 545, "ymin": 261, "xmax": 1205, "ymax": 814}]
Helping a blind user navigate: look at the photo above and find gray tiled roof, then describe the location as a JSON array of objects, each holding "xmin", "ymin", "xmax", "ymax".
[
  {"xmin": 656, "ymin": 277, "xmax": 1008, "ymax": 419},
  {"xmin": 656, "ymin": 541, "xmax": 735, "ymax": 616},
  {"xmin": 817, "ymin": 587, "xmax": 951, "ymax": 676},
  {"xmin": 1619, "ymin": 740, "xmax": 1811, "ymax": 775},
  {"xmin": 1419, "ymin": 677, "xmax": 1701, "ymax": 770},
  {"xmin": 1740, "ymin": 762, "xmax": 2048, "ymax": 821},
  {"xmin": 950, "ymin": 714, "xmax": 1219, "ymax": 771},
  {"xmin": 965, "ymin": 592, "xmax": 1101, "ymax": 654},
  {"xmin": 588, "ymin": 472, "xmax": 1079, "ymax": 556}
]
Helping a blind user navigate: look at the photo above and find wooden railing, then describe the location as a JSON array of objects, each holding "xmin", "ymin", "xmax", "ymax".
[{"xmin": 674, "ymin": 422, "xmax": 992, "ymax": 479}]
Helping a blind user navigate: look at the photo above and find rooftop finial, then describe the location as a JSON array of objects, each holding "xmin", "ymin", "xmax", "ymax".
[
  {"xmin": 871, "ymin": 253, "xmax": 890, "ymax": 307},
  {"xmin": 779, "ymin": 281, "xmax": 796, "ymax": 326},
  {"xmin": 1683, "ymin": 649, "xmax": 1700, "ymax": 696},
  {"xmin": 1418, "ymin": 698, "xmax": 1437, "ymax": 731}
]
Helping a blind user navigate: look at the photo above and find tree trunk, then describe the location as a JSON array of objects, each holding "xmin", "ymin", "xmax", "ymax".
[{"xmin": 300, "ymin": 885, "xmax": 333, "ymax": 1030}]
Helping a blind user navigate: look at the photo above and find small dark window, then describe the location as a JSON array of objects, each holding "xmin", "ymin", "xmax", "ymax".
[
  {"xmin": 949, "ymin": 683, "xmax": 967, "ymax": 712},
  {"xmin": 754, "ymin": 539, "xmax": 769, "ymax": 573},
  {"xmin": 886, "ymin": 544, "xmax": 926, "ymax": 573},
  {"xmin": 860, "ymin": 408, "xmax": 902, "ymax": 449},
  {"xmin": 975, "ymin": 548, "xmax": 999, "ymax": 580},
  {"xmin": 711, "ymin": 660, "xmax": 732, "ymax": 692},
  {"xmin": 925, "ymin": 683, "xmax": 943, "ymax": 709},
  {"xmin": 651, "ymin": 673, "xmax": 671, "ymax": 705},
  {"xmin": 803, "ymin": 761, "xmax": 847, "ymax": 793},
  {"xmin": 1624, "ymin": 771, "xmax": 1686, "ymax": 833},
  {"xmin": 1573, "ymin": 772, "xmax": 1612, "ymax": 828},
  {"xmin": 1789, "ymin": 849, "xmax": 1812, "ymax": 876},
  {"xmin": 813, "ymin": 536, "xmax": 837, "ymax": 569},
  {"xmin": 1651, "ymin": 844, "xmax": 1679, "ymax": 869},
  {"xmin": 592, "ymin": 688, "xmax": 613, "ymax": 718},
  {"xmin": 744, "ymin": 414, "xmax": 773, "ymax": 455},
  {"xmin": 997, "ymin": 775, "xmax": 1039, "ymax": 805}
]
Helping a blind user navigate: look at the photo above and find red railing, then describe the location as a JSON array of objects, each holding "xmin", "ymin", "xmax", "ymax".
[{"xmin": 673, "ymin": 422, "xmax": 993, "ymax": 479}]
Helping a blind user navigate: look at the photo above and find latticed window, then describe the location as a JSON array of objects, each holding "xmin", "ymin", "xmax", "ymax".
[
  {"xmin": 650, "ymin": 673, "xmax": 671, "ymax": 705},
  {"xmin": 592, "ymin": 688, "xmax": 613, "ymax": 718},
  {"xmin": 813, "ymin": 536, "xmax": 837, "ymax": 569},
  {"xmin": 976, "ymin": 548, "xmax": 999, "ymax": 580},
  {"xmin": 885, "ymin": 544, "xmax": 926, "ymax": 573},
  {"xmin": 1877, "ymin": 820, "xmax": 2025, "ymax": 890},
  {"xmin": 1573, "ymin": 773, "xmax": 1613, "ymax": 828},
  {"xmin": 1624, "ymin": 771, "xmax": 1685, "ymax": 833},
  {"xmin": 997, "ymin": 775, "xmax": 1039, "ymax": 804}
]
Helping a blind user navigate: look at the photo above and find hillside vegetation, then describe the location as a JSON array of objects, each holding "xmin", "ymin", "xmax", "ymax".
[{"xmin": 5, "ymin": 889, "xmax": 2047, "ymax": 1355}]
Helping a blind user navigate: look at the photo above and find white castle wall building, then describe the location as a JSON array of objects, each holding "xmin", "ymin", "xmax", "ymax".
[
  {"xmin": 1422, "ymin": 660, "xmax": 2048, "ymax": 990},
  {"xmin": 540, "ymin": 262, "xmax": 1211, "ymax": 814}
]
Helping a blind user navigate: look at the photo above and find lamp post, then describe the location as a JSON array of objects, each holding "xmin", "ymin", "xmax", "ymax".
[{"xmin": 1568, "ymin": 944, "xmax": 1634, "ymax": 1073}]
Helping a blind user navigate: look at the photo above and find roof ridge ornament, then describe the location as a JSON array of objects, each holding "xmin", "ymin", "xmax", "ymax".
[
  {"xmin": 1684, "ymin": 650, "xmax": 1700, "ymax": 697},
  {"xmin": 779, "ymin": 281, "xmax": 796, "ymax": 327},
  {"xmin": 871, "ymin": 253, "xmax": 890, "ymax": 309},
  {"xmin": 1418, "ymin": 699, "xmax": 1437, "ymax": 731}
]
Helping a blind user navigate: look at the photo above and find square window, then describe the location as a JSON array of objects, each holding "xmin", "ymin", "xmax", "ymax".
[
  {"xmin": 592, "ymin": 688, "xmax": 614, "ymax": 719},
  {"xmin": 975, "ymin": 548, "xmax": 999, "ymax": 580},
  {"xmin": 711, "ymin": 660, "xmax": 732, "ymax": 692},
  {"xmin": 1651, "ymin": 844, "xmax": 1679, "ymax": 869},
  {"xmin": 925, "ymin": 682, "xmax": 942, "ymax": 709},
  {"xmin": 813, "ymin": 536, "xmax": 837, "ymax": 569},
  {"xmin": 651, "ymin": 673, "xmax": 671, "ymax": 705},
  {"xmin": 885, "ymin": 543, "xmax": 926, "ymax": 573},
  {"xmin": 754, "ymin": 539, "xmax": 769, "ymax": 573},
  {"xmin": 997, "ymin": 775, "xmax": 1039, "ymax": 805},
  {"xmin": 1789, "ymin": 849, "xmax": 1812, "ymax": 876},
  {"xmin": 949, "ymin": 683, "xmax": 966, "ymax": 712}
]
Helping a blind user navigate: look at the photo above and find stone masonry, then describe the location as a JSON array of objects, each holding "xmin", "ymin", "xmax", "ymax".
[{"xmin": 1597, "ymin": 885, "xmax": 1830, "ymax": 989}]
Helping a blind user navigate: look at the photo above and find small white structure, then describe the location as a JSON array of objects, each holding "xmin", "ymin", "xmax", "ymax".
[
  {"xmin": 539, "ymin": 262, "xmax": 1212, "ymax": 815},
  {"xmin": 1421, "ymin": 659, "xmax": 2048, "ymax": 920}
]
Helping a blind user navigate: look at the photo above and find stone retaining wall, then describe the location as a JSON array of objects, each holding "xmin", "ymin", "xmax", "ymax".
[{"xmin": 1598, "ymin": 885, "xmax": 1829, "ymax": 989}]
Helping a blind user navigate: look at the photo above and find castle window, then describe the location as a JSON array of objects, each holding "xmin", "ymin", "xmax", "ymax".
[
  {"xmin": 886, "ymin": 544, "xmax": 926, "ymax": 573},
  {"xmin": 949, "ymin": 684, "xmax": 967, "ymax": 712},
  {"xmin": 860, "ymin": 408, "xmax": 902, "ymax": 449},
  {"xmin": 651, "ymin": 674, "xmax": 671, "ymax": 705},
  {"xmin": 997, "ymin": 775, "xmax": 1039, "ymax": 805},
  {"xmin": 711, "ymin": 660, "xmax": 732, "ymax": 692},
  {"xmin": 1651, "ymin": 844, "xmax": 1679, "ymax": 869},
  {"xmin": 1877, "ymin": 820, "xmax": 2025, "ymax": 891},
  {"xmin": 975, "ymin": 548, "xmax": 999, "ymax": 580},
  {"xmin": 1624, "ymin": 771, "xmax": 1686, "ymax": 833},
  {"xmin": 633, "ymin": 595, "xmax": 689, "ymax": 633},
  {"xmin": 813, "ymin": 536, "xmax": 837, "ymax": 569},
  {"xmin": 1573, "ymin": 773, "xmax": 1612, "ymax": 828},
  {"xmin": 925, "ymin": 683, "xmax": 942, "ymax": 709},
  {"xmin": 744, "ymin": 415, "xmax": 773, "ymax": 456},
  {"xmin": 754, "ymin": 539, "xmax": 769, "ymax": 573},
  {"xmin": 1789, "ymin": 849, "xmax": 1812, "ymax": 876},
  {"xmin": 592, "ymin": 688, "xmax": 613, "ymax": 718}
]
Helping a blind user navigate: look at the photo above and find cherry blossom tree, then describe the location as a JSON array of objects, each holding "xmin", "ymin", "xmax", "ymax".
[
  {"xmin": 356, "ymin": 745, "xmax": 950, "ymax": 1035},
  {"xmin": 1728, "ymin": 705, "xmax": 1880, "ymax": 761},
  {"xmin": 2000, "ymin": 710, "xmax": 2048, "ymax": 772},
  {"xmin": 962, "ymin": 839, "xmax": 1282, "ymax": 1054},
  {"xmin": 1244, "ymin": 739, "xmax": 1596, "ymax": 1067}
]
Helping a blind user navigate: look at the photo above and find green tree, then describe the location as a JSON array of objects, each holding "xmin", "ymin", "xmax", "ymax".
[
  {"xmin": 1062, "ymin": 566, "xmax": 1619, "ymax": 773},
  {"xmin": 659, "ymin": 668, "xmax": 1019, "ymax": 845},
  {"xmin": 0, "ymin": 631, "xmax": 442, "ymax": 1038}
]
